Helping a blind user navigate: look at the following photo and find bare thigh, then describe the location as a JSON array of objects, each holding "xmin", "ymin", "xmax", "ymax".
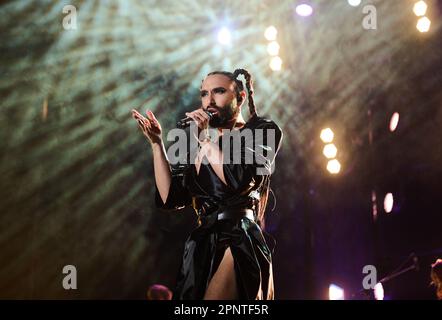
[{"xmin": 203, "ymin": 247, "xmax": 238, "ymax": 300}]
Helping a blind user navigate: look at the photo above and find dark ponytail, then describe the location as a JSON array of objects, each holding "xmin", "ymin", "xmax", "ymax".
[{"xmin": 232, "ymin": 68, "xmax": 257, "ymax": 119}]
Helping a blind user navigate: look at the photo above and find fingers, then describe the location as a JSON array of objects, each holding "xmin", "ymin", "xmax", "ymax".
[
  {"xmin": 146, "ymin": 109, "xmax": 158, "ymax": 122},
  {"xmin": 132, "ymin": 109, "xmax": 146, "ymax": 122},
  {"xmin": 185, "ymin": 109, "xmax": 210, "ymax": 128},
  {"xmin": 145, "ymin": 119, "xmax": 152, "ymax": 131},
  {"xmin": 185, "ymin": 113, "xmax": 203, "ymax": 128},
  {"xmin": 133, "ymin": 109, "xmax": 153, "ymax": 128},
  {"xmin": 138, "ymin": 120, "xmax": 155, "ymax": 142},
  {"xmin": 145, "ymin": 110, "xmax": 159, "ymax": 127},
  {"xmin": 138, "ymin": 123, "xmax": 147, "ymax": 135},
  {"xmin": 133, "ymin": 109, "xmax": 161, "ymax": 132},
  {"xmin": 186, "ymin": 112, "xmax": 203, "ymax": 123},
  {"xmin": 184, "ymin": 112, "xmax": 197, "ymax": 123},
  {"xmin": 196, "ymin": 109, "xmax": 211, "ymax": 121},
  {"xmin": 132, "ymin": 109, "xmax": 150, "ymax": 133},
  {"xmin": 136, "ymin": 117, "xmax": 148, "ymax": 131}
]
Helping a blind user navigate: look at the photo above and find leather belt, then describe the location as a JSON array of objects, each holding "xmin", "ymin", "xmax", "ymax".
[{"xmin": 217, "ymin": 208, "xmax": 255, "ymax": 221}]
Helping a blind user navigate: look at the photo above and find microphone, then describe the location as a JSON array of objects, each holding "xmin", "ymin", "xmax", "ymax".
[{"xmin": 176, "ymin": 110, "xmax": 214, "ymax": 128}]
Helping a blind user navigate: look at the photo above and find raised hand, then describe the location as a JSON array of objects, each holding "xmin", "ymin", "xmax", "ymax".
[
  {"xmin": 131, "ymin": 109, "xmax": 163, "ymax": 145},
  {"xmin": 185, "ymin": 108, "xmax": 211, "ymax": 131}
]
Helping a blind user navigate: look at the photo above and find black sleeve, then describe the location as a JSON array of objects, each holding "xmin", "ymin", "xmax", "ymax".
[
  {"xmin": 222, "ymin": 119, "xmax": 283, "ymax": 192},
  {"xmin": 154, "ymin": 163, "xmax": 193, "ymax": 210}
]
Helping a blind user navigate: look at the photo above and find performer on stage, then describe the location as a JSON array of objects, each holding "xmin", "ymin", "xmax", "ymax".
[{"xmin": 132, "ymin": 69, "xmax": 283, "ymax": 300}]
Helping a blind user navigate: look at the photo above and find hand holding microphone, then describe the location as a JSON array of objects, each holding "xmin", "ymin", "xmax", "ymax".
[{"xmin": 177, "ymin": 109, "xmax": 214, "ymax": 129}]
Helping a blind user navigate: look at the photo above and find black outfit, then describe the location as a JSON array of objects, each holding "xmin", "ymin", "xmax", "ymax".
[{"xmin": 155, "ymin": 115, "xmax": 283, "ymax": 300}]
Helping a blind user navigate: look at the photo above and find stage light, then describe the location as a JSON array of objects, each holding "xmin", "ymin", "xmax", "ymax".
[
  {"xmin": 329, "ymin": 284, "xmax": 345, "ymax": 300},
  {"xmin": 269, "ymin": 56, "xmax": 282, "ymax": 71},
  {"xmin": 389, "ymin": 112, "xmax": 400, "ymax": 132},
  {"xmin": 320, "ymin": 128, "xmax": 334, "ymax": 143},
  {"xmin": 384, "ymin": 193, "xmax": 394, "ymax": 213},
  {"xmin": 416, "ymin": 16, "xmax": 431, "ymax": 32},
  {"xmin": 327, "ymin": 159, "xmax": 341, "ymax": 174},
  {"xmin": 374, "ymin": 282, "xmax": 384, "ymax": 300},
  {"xmin": 217, "ymin": 27, "xmax": 231, "ymax": 45},
  {"xmin": 348, "ymin": 0, "xmax": 361, "ymax": 7},
  {"xmin": 264, "ymin": 26, "xmax": 278, "ymax": 41},
  {"xmin": 296, "ymin": 4, "xmax": 313, "ymax": 17},
  {"xmin": 413, "ymin": 1, "xmax": 428, "ymax": 17},
  {"xmin": 267, "ymin": 41, "xmax": 280, "ymax": 56},
  {"xmin": 323, "ymin": 144, "xmax": 338, "ymax": 159}
]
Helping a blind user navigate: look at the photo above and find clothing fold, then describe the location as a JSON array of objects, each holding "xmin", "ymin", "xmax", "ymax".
[{"xmin": 155, "ymin": 116, "xmax": 283, "ymax": 300}]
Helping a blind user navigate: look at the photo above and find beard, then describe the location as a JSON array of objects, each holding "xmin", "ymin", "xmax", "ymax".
[{"xmin": 208, "ymin": 101, "xmax": 240, "ymax": 128}]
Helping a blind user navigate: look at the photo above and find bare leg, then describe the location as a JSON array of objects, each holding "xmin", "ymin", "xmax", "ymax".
[{"xmin": 203, "ymin": 247, "xmax": 238, "ymax": 300}]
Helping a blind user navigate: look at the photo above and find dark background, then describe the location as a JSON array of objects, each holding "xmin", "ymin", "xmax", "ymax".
[{"xmin": 0, "ymin": 0, "xmax": 441, "ymax": 299}]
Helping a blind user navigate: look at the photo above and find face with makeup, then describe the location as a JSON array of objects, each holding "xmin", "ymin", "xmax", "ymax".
[{"xmin": 200, "ymin": 74, "xmax": 245, "ymax": 128}]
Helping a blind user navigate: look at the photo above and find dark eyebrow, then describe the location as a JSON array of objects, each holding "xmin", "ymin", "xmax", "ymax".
[{"xmin": 200, "ymin": 87, "xmax": 226, "ymax": 92}]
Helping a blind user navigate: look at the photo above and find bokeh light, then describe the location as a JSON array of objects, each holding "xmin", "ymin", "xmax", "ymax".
[
  {"xmin": 323, "ymin": 144, "xmax": 338, "ymax": 159},
  {"xmin": 269, "ymin": 56, "xmax": 283, "ymax": 71},
  {"xmin": 267, "ymin": 41, "xmax": 280, "ymax": 56},
  {"xmin": 296, "ymin": 4, "xmax": 313, "ymax": 17},
  {"xmin": 348, "ymin": 0, "xmax": 362, "ymax": 7},
  {"xmin": 389, "ymin": 112, "xmax": 400, "ymax": 132},
  {"xmin": 416, "ymin": 16, "xmax": 431, "ymax": 32},
  {"xmin": 264, "ymin": 26, "xmax": 278, "ymax": 41},
  {"xmin": 327, "ymin": 159, "xmax": 341, "ymax": 174},
  {"xmin": 320, "ymin": 128, "xmax": 334, "ymax": 143},
  {"xmin": 413, "ymin": 1, "xmax": 428, "ymax": 17},
  {"xmin": 384, "ymin": 193, "xmax": 394, "ymax": 213}
]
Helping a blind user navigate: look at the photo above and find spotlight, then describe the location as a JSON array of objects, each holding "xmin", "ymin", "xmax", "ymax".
[
  {"xmin": 413, "ymin": 1, "xmax": 428, "ymax": 17},
  {"xmin": 374, "ymin": 282, "xmax": 384, "ymax": 300},
  {"xmin": 296, "ymin": 4, "xmax": 313, "ymax": 17},
  {"xmin": 269, "ymin": 56, "xmax": 282, "ymax": 71},
  {"xmin": 320, "ymin": 128, "xmax": 334, "ymax": 143},
  {"xmin": 323, "ymin": 144, "xmax": 338, "ymax": 159},
  {"xmin": 267, "ymin": 41, "xmax": 280, "ymax": 56},
  {"xmin": 348, "ymin": 0, "xmax": 361, "ymax": 7},
  {"xmin": 264, "ymin": 26, "xmax": 278, "ymax": 41},
  {"xmin": 327, "ymin": 159, "xmax": 341, "ymax": 175},
  {"xmin": 389, "ymin": 112, "xmax": 400, "ymax": 132},
  {"xmin": 384, "ymin": 193, "xmax": 394, "ymax": 213},
  {"xmin": 217, "ymin": 27, "xmax": 231, "ymax": 45},
  {"xmin": 416, "ymin": 16, "xmax": 431, "ymax": 32},
  {"xmin": 329, "ymin": 284, "xmax": 345, "ymax": 300}
]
